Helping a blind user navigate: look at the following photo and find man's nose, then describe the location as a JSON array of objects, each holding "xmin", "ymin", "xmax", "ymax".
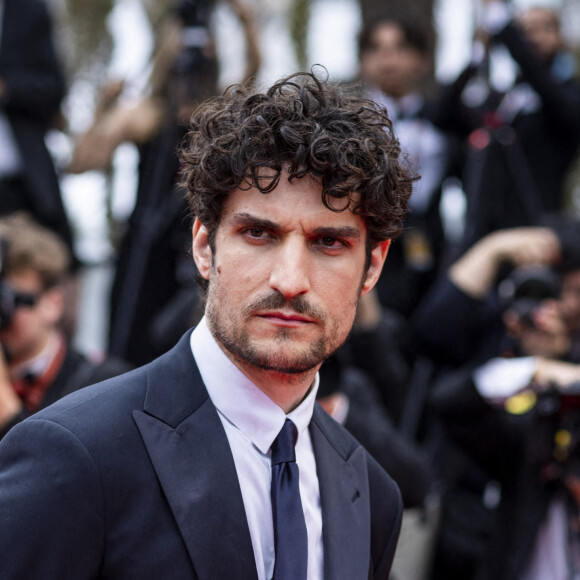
[{"xmin": 269, "ymin": 238, "xmax": 311, "ymax": 299}]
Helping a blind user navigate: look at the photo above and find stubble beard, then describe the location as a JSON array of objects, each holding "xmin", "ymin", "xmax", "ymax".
[{"xmin": 206, "ymin": 289, "xmax": 355, "ymax": 375}]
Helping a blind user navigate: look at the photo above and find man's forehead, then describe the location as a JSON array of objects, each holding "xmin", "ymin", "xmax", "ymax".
[{"xmin": 220, "ymin": 180, "xmax": 365, "ymax": 230}]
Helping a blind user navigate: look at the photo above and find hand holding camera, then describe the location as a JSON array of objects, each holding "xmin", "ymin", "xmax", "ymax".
[
  {"xmin": 0, "ymin": 346, "xmax": 21, "ymax": 426},
  {"xmin": 449, "ymin": 227, "xmax": 561, "ymax": 299},
  {"xmin": 533, "ymin": 358, "xmax": 580, "ymax": 390}
]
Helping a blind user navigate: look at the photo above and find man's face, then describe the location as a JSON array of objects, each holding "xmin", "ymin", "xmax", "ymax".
[
  {"xmin": 360, "ymin": 23, "xmax": 427, "ymax": 99},
  {"xmin": 0, "ymin": 270, "xmax": 61, "ymax": 365},
  {"xmin": 193, "ymin": 173, "xmax": 389, "ymax": 378}
]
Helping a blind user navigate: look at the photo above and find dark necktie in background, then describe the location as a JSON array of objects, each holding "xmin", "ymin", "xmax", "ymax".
[{"xmin": 270, "ymin": 418, "xmax": 308, "ymax": 580}]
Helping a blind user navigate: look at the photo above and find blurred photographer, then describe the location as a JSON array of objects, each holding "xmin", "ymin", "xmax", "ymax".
[
  {"xmin": 0, "ymin": 214, "xmax": 129, "ymax": 440},
  {"xmin": 357, "ymin": 17, "xmax": 451, "ymax": 318},
  {"xmin": 412, "ymin": 220, "xmax": 580, "ymax": 579},
  {"xmin": 413, "ymin": 221, "xmax": 580, "ymax": 366},
  {"xmin": 428, "ymin": 0, "xmax": 580, "ymax": 250}
]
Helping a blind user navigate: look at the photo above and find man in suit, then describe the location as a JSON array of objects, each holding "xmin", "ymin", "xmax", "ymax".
[{"xmin": 0, "ymin": 71, "xmax": 410, "ymax": 579}]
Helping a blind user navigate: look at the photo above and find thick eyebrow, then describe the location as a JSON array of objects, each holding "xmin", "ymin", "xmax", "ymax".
[
  {"xmin": 231, "ymin": 212, "xmax": 279, "ymax": 231},
  {"xmin": 231, "ymin": 212, "xmax": 361, "ymax": 241},
  {"xmin": 311, "ymin": 226, "xmax": 361, "ymax": 241}
]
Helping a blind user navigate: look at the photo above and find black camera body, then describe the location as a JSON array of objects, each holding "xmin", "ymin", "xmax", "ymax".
[
  {"xmin": 0, "ymin": 239, "xmax": 37, "ymax": 330},
  {"xmin": 498, "ymin": 265, "xmax": 561, "ymax": 327}
]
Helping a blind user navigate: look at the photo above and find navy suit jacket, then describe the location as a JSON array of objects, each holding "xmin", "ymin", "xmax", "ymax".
[{"xmin": 0, "ymin": 331, "xmax": 402, "ymax": 579}]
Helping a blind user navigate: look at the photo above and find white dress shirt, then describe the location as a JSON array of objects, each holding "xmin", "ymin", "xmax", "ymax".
[
  {"xmin": 190, "ymin": 317, "xmax": 323, "ymax": 580},
  {"xmin": 366, "ymin": 88, "xmax": 449, "ymax": 215},
  {"xmin": 473, "ymin": 356, "xmax": 537, "ymax": 404}
]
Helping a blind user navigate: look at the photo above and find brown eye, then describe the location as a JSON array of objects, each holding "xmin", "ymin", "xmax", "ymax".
[{"xmin": 319, "ymin": 237, "xmax": 342, "ymax": 248}]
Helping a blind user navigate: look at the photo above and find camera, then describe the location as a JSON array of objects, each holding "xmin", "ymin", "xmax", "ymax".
[
  {"xmin": 498, "ymin": 265, "xmax": 561, "ymax": 328},
  {"xmin": 0, "ymin": 239, "xmax": 38, "ymax": 330}
]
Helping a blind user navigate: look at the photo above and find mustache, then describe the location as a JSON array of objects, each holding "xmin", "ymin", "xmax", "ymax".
[{"xmin": 244, "ymin": 292, "xmax": 325, "ymax": 321}]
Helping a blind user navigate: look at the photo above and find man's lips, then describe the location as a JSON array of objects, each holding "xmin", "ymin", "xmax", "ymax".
[{"xmin": 255, "ymin": 311, "xmax": 316, "ymax": 325}]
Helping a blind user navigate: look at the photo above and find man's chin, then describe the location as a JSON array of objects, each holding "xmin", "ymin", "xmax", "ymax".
[
  {"xmin": 235, "ymin": 342, "xmax": 326, "ymax": 375},
  {"xmin": 253, "ymin": 359, "xmax": 319, "ymax": 375}
]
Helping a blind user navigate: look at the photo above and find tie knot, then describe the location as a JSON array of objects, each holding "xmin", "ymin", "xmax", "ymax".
[{"xmin": 271, "ymin": 419, "xmax": 298, "ymax": 466}]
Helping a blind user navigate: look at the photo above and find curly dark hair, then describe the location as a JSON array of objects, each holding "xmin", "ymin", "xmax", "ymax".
[{"xmin": 179, "ymin": 70, "xmax": 414, "ymax": 252}]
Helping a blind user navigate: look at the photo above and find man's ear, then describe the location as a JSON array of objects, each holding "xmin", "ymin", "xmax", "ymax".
[
  {"xmin": 192, "ymin": 219, "xmax": 212, "ymax": 281},
  {"xmin": 361, "ymin": 240, "xmax": 390, "ymax": 297}
]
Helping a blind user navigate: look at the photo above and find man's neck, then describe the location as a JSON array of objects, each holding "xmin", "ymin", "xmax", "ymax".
[
  {"xmin": 232, "ymin": 361, "xmax": 319, "ymax": 414},
  {"xmin": 193, "ymin": 316, "xmax": 320, "ymax": 414}
]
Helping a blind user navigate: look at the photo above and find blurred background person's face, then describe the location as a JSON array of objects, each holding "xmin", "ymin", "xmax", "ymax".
[
  {"xmin": 359, "ymin": 23, "xmax": 427, "ymax": 99},
  {"xmin": 518, "ymin": 8, "xmax": 563, "ymax": 63},
  {"xmin": 0, "ymin": 270, "xmax": 62, "ymax": 366}
]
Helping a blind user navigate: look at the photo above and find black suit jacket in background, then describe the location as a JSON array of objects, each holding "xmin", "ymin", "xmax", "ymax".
[
  {"xmin": 0, "ymin": 0, "xmax": 73, "ymax": 253},
  {"xmin": 427, "ymin": 20, "xmax": 580, "ymax": 249}
]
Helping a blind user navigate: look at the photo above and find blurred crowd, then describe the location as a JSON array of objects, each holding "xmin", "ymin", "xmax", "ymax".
[{"xmin": 2, "ymin": 0, "xmax": 580, "ymax": 579}]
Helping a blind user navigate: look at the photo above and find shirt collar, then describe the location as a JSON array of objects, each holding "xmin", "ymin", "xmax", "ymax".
[
  {"xmin": 10, "ymin": 332, "xmax": 62, "ymax": 381},
  {"xmin": 190, "ymin": 316, "xmax": 319, "ymax": 455}
]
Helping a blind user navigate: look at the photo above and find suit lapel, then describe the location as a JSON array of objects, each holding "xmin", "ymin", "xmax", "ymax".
[
  {"xmin": 310, "ymin": 405, "xmax": 371, "ymax": 580},
  {"xmin": 133, "ymin": 333, "xmax": 258, "ymax": 580}
]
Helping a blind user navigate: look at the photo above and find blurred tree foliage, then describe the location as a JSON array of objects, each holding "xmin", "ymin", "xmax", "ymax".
[
  {"xmin": 54, "ymin": 0, "xmax": 170, "ymax": 81},
  {"xmin": 141, "ymin": 0, "xmax": 173, "ymax": 28},
  {"xmin": 54, "ymin": 0, "xmax": 437, "ymax": 94},
  {"xmin": 57, "ymin": 0, "xmax": 114, "ymax": 79},
  {"xmin": 289, "ymin": 0, "xmax": 310, "ymax": 71}
]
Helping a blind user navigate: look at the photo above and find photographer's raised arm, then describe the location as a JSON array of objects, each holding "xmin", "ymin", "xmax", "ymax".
[
  {"xmin": 481, "ymin": 0, "xmax": 580, "ymax": 133},
  {"xmin": 449, "ymin": 227, "xmax": 561, "ymax": 299},
  {"xmin": 412, "ymin": 227, "xmax": 561, "ymax": 365}
]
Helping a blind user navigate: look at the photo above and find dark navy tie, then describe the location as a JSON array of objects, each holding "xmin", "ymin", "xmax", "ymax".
[{"xmin": 270, "ymin": 419, "xmax": 308, "ymax": 580}]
